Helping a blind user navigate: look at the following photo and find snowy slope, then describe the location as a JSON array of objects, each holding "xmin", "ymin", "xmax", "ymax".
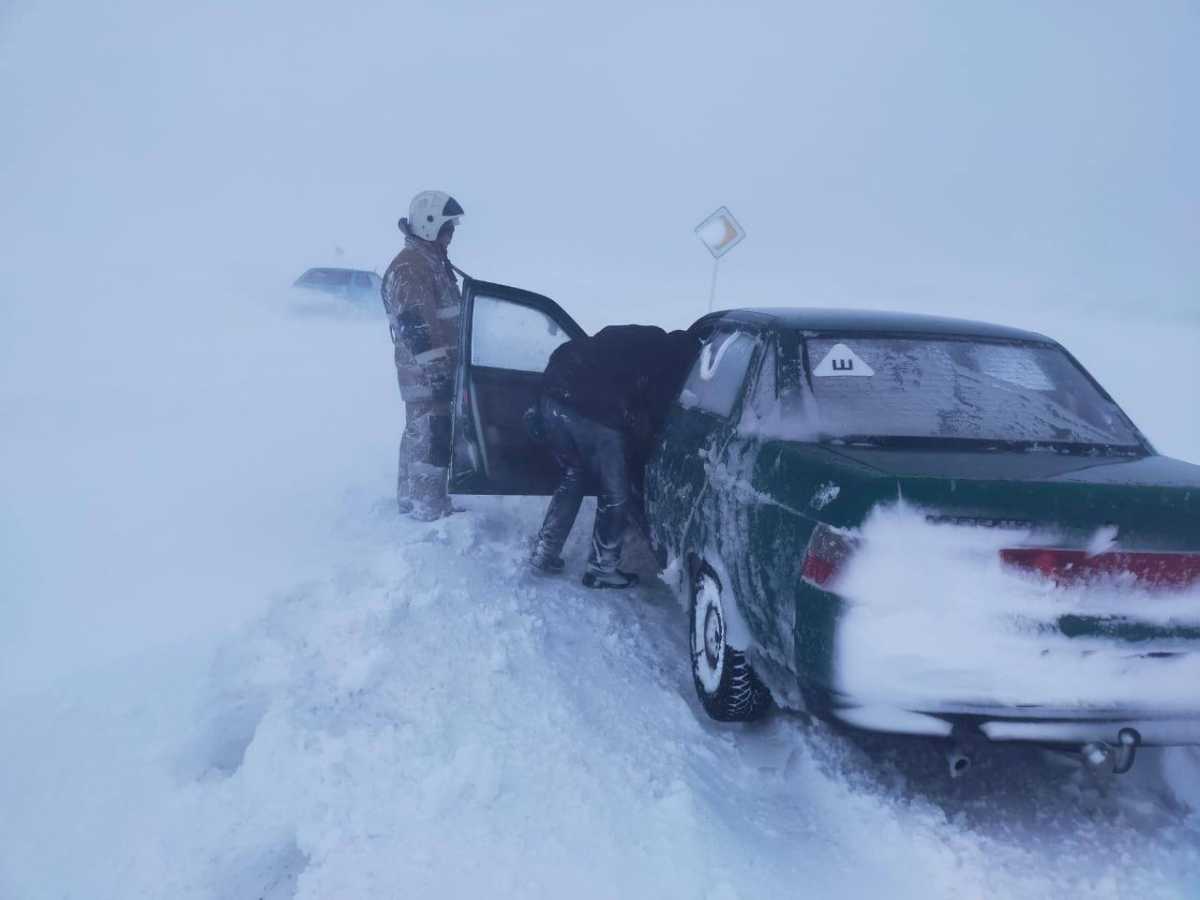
[
  {"xmin": 6, "ymin": 494, "xmax": 1200, "ymax": 899},
  {"xmin": 3, "ymin": 293, "xmax": 1200, "ymax": 899}
]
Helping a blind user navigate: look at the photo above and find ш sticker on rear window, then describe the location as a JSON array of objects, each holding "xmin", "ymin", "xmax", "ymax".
[{"xmin": 813, "ymin": 343, "xmax": 874, "ymax": 377}]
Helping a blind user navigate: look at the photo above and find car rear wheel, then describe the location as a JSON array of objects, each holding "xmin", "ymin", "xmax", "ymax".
[{"xmin": 689, "ymin": 561, "xmax": 771, "ymax": 722}]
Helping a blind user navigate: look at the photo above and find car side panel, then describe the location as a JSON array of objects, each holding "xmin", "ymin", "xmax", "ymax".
[
  {"xmin": 645, "ymin": 405, "xmax": 727, "ymax": 567},
  {"xmin": 746, "ymin": 443, "xmax": 895, "ymax": 698},
  {"xmin": 708, "ymin": 437, "xmax": 804, "ymax": 670}
]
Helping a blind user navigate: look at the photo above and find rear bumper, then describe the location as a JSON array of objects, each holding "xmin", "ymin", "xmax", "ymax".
[{"xmin": 832, "ymin": 702, "xmax": 1200, "ymax": 746}]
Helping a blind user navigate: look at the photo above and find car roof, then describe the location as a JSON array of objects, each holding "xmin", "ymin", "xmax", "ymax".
[
  {"xmin": 700, "ymin": 307, "xmax": 1055, "ymax": 344},
  {"xmin": 299, "ymin": 267, "xmax": 377, "ymax": 276}
]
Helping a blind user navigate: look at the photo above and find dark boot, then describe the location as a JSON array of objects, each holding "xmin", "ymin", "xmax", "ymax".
[
  {"xmin": 528, "ymin": 553, "xmax": 566, "ymax": 575},
  {"xmin": 582, "ymin": 570, "xmax": 639, "ymax": 590}
]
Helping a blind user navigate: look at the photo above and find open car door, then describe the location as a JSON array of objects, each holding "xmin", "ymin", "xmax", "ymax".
[{"xmin": 450, "ymin": 278, "xmax": 586, "ymax": 494}]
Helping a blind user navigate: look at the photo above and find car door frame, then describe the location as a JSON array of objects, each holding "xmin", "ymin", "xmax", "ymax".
[
  {"xmin": 646, "ymin": 322, "xmax": 768, "ymax": 564},
  {"xmin": 450, "ymin": 276, "xmax": 587, "ymax": 495},
  {"xmin": 683, "ymin": 325, "xmax": 770, "ymax": 548}
]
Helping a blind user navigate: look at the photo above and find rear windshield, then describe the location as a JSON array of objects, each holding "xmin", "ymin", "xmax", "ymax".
[
  {"xmin": 801, "ymin": 336, "xmax": 1142, "ymax": 450},
  {"xmin": 297, "ymin": 269, "xmax": 351, "ymax": 286}
]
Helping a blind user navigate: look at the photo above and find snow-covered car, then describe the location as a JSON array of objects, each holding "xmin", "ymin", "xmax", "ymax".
[
  {"xmin": 449, "ymin": 279, "xmax": 1200, "ymax": 774},
  {"xmin": 292, "ymin": 267, "xmax": 381, "ymax": 306}
]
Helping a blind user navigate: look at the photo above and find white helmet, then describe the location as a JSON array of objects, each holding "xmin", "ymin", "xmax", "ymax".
[{"xmin": 408, "ymin": 190, "xmax": 464, "ymax": 242}]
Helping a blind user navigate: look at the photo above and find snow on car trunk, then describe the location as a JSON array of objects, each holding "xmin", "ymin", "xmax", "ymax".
[{"xmin": 833, "ymin": 502, "xmax": 1200, "ymax": 717}]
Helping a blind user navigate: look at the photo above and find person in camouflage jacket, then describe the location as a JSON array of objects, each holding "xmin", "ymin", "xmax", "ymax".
[{"xmin": 380, "ymin": 191, "xmax": 465, "ymax": 520}]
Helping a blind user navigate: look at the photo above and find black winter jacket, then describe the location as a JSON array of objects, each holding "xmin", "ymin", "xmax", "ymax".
[{"xmin": 542, "ymin": 325, "xmax": 699, "ymax": 435}]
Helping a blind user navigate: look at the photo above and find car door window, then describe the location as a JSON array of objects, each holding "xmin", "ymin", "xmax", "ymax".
[
  {"xmin": 739, "ymin": 342, "xmax": 776, "ymax": 429},
  {"xmin": 471, "ymin": 294, "xmax": 572, "ymax": 373},
  {"xmin": 453, "ymin": 280, "xmax": 585, "ymax": 495},
  {"xmin": 678, "ymin": 330, "xmax": 757, "ymax": 418}
]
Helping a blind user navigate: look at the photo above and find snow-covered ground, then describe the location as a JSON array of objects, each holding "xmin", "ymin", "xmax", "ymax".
[
  {"xmin": 3, "ymin": 278, "xmax": 1200, "ymax": 899},
  {"xmin": 3, "ymin": 1, "xmax": 1199, "ymax": 897}
]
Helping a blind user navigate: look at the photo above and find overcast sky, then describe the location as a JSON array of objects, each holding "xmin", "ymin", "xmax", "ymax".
[{"xmin": 2, "ymin": 0, "xmax": 1196, "ymax": 332}]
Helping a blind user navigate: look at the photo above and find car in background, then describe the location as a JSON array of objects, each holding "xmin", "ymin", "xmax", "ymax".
[
  {"xmin": 446, "ymin": 279, "xmax": 1200, "ymax": 776},
  {"xmin": 292, "ymin": 267, "xmax": 382, "ymax": 307}
]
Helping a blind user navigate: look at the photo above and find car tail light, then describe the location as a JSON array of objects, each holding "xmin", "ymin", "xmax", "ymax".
[
  {"xmin": 1000, "ymin": 548, "xmax": 1200, "ymax": 590},
  {"xmin": 801, "ymin": 523, "xmax": 858, "ymax": 588}
]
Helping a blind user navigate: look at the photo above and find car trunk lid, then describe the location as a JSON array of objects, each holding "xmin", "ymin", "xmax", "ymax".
[{"xmin": 824, "ymin": 447, "xmax": 1200, "ymax": 553}]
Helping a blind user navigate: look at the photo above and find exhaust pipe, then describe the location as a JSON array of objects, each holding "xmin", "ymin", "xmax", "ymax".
[
  {"xmin": 944, "ymin": 727, "xmax": 982, "ymax": 778},
  {"xmin": 946, "ymin": 745, "xmax": 972, "ymax": 778}
]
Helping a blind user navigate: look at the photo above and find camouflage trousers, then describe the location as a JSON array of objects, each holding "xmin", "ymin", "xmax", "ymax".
[{"xmin": 397, "ymin": 400, "xmax": 453, "ymax": 519}]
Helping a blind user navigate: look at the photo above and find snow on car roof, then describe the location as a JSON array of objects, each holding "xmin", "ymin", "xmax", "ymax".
[
  {"xmin": 299, "ymin": 267, "xmax": 376, "ymax": 277},
  {"xmin": 706, "ymin": 307, "xmax": 1054, "ymax": 344}
]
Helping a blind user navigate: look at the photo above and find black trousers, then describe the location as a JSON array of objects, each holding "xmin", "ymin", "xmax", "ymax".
[{"xmin": 532, "ymin": 398, "xmax": 629, "ymax": 576}]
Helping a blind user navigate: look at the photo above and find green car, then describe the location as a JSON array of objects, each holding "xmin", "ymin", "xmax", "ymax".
[{"xmin": 450, "ymin": 280, "xmax": 1200, "ymax": 775}]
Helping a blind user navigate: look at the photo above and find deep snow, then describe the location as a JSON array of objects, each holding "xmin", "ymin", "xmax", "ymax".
[
  {"xmin": 3, "ymin": 287, "xmax": 1200, "ymax": 899},
  {"xmin": 7, "ymin": 487, "xmax": 1200, "ymax": 899}
]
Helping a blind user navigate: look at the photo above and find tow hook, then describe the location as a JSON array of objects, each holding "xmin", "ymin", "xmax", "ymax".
[
  {"xmin": 1081, "ymin": 728, "xmax": 1141, "ymax": 775},
  {"xmin": 1113, "ymin": 728, "xmax": 1141, "ymax": 775}
]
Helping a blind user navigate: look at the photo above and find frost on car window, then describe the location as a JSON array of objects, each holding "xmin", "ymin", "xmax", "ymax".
[
  {"xmin": 471, "ymin": 295, "xmax": 570, "ymax": 373},
  {"xmin": 739, "ymin": 343, "xmax": 820, "ymax": 441},
  {"xmin": 804, "ymin": 337, "xmax": 1140, "ymax": 447},
  {"xmin": 297, "ymin": 268, "xmax": 351, "ymax": 286},
  {"xmin": 970, "ymin": 343, "xmax": 1054, "ymax": 391},
  {"xmin": 698, "ymin": 332, "xmax": 740, "ymax": 381},
  {"xmin": 679, "ymin": 331, "xmax": 756, "ymax": 418},
  {"xmin": 741, "ymin": 343, "xmax": 777, "ymax": 424}
]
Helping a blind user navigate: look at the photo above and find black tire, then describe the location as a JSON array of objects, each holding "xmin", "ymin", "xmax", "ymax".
[{"xmin": 689, "ymin": 560, "xmax": 772, "ymax": 722}]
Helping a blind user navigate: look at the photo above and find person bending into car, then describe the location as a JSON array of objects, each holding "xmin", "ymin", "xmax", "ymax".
[
  {"xmin": 380, "ymin": 190, "xmax": 466, "ymax": 521},
  {"xmin": 529, "ymin": 326, "xmax": 699, "ymax": 588}
]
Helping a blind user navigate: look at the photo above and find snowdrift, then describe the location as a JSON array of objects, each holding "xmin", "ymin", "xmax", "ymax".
[{"xmin": 4, "ymin": 492, "xmax": 1200, "ymax": 899}]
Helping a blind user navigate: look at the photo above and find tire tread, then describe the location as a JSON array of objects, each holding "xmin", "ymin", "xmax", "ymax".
[{"xmin": 690, "ymin": 561, "xmax": 772, "ymax": 723}]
